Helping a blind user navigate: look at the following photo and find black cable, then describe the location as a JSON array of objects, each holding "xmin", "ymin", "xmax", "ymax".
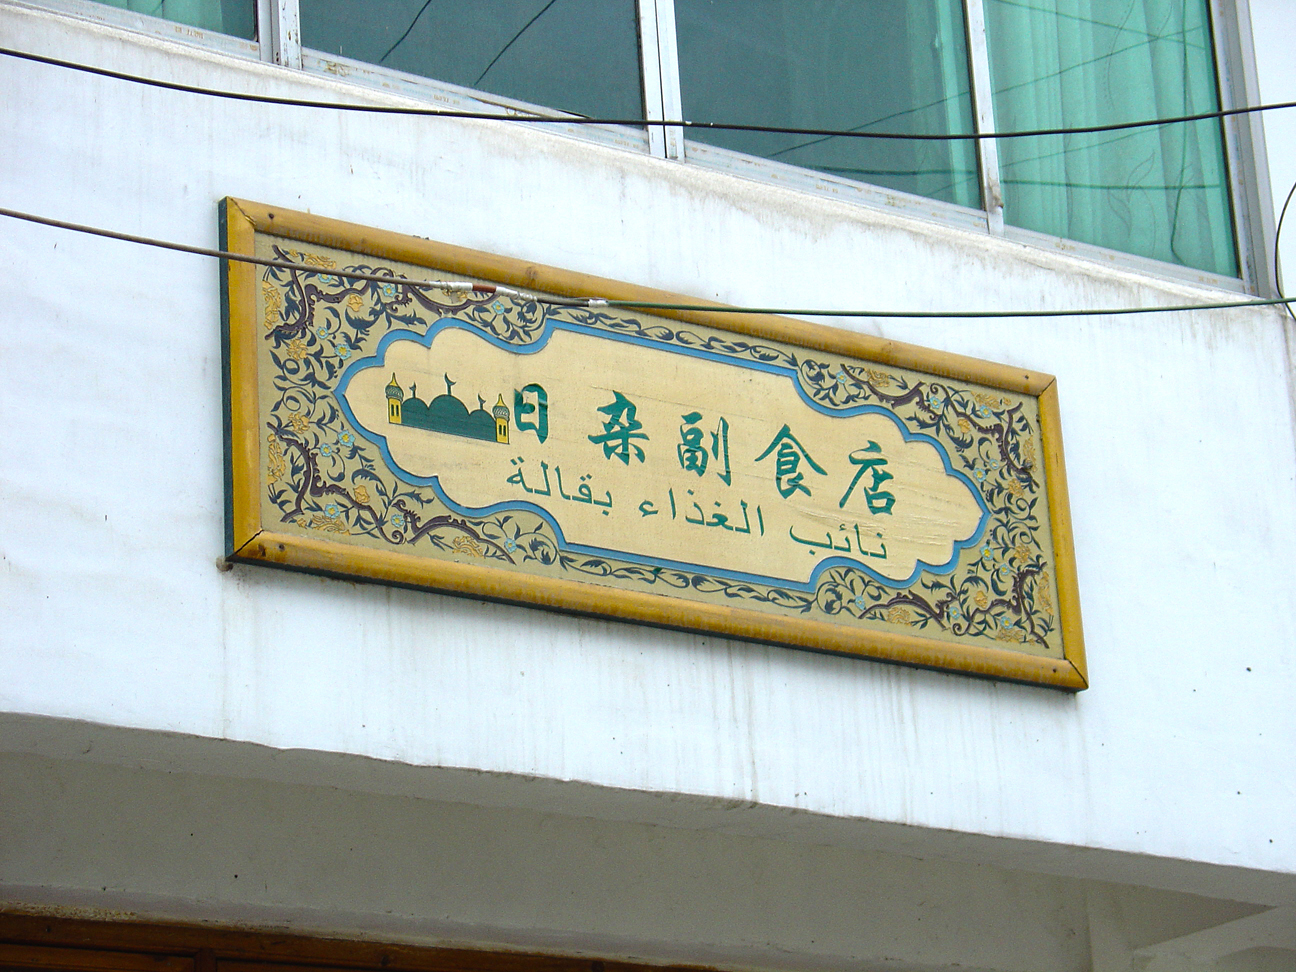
[
  {"xmin": 4, "ymin": 204, "xmax": 1294, "ymax": 319},
  {"xmin": 1275, "ymin": 177, "xmax": 1296, "ymax": 323},
  {"xmin": 2, "ymin": 45, "xmax": 1295, "ymax": 143},
  {"xmin": 378, "ymin": 0, "xmax": 436, "ymax": 65},
  {"xmin": 0, "ymin": 206, "xmax": 585, "ymax": 305},
  {"xmin": 605, "ymin": 297, "xmax": 1296, "ymax": 318},
  {"xmin": 474, "ymin": 0, "xmax": 559, "ymax": 86}
]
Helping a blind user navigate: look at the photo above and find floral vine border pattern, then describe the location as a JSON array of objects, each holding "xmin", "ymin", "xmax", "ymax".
[{"xmin": 258, "ymin": 251, "xmax": 1057, "ymax": 652}]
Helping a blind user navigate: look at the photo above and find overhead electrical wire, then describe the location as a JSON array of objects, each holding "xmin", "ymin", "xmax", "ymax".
[
  {"xmin": 2, "ymin": 45, "xmax": 1296, "ymax": 143},
  {"xmin": 3, "ymin": 45, "xmax": 1293, "ymax": 319},
  {"xmin": 0, "ymin": 207, "xmax": 592, "ymax": 307},
  {"xmin": 3, "ymin": 204, "xmax": 1294, "ymax": 319},
  {"xmin": 1275, "ymin": 179, "xmax": 1296, "ymax": 323}
]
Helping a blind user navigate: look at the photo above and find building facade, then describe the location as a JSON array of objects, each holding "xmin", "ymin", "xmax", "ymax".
[{"xmin": 2, "ymin": 1, "xmax": 1295, "ymax": 970}]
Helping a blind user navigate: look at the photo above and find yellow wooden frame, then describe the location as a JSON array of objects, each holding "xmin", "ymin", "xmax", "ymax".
[{"xmin": 221, "ymin": 197, "xmax": 1087, "ymax": 690}]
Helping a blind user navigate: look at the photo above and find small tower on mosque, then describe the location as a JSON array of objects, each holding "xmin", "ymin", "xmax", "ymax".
[
  {"xmin": 493, "ymin": 394, "xmax": 510, "ymax": 443},
  {"xmin": 385, "ymin": 373, "xmax": 403, "ymax": 424}
]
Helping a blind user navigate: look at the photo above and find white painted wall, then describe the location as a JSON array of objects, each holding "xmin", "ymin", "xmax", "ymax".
[{"xmin": 1, "ymin": 0, "xmax": 1294, "ymax": 903}]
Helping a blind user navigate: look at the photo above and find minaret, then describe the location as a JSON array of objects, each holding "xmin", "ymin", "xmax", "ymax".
[
  {"xmin": 385, "ymin": 373, "xmax": 403, "ymax": 424},
  {"xmin": 493, "ymin": 394, "xmax": 510, "ymax": 443}
]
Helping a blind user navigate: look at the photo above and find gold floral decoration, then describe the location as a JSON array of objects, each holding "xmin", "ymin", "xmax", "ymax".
[
  {"xmin": 266, "ymin": 434, "xmax": 286, "ymax": 484},
  {"xmin": 262, "ymin": 282, "xmax": 282, "ymax": 330},
  {"xmin": 864, "ymin": 368, "xmax": 892, "ymax": 387},
  {"xmin": 1021, "ymin": 438, "xmax": 1037, "ymax": 469},
  {"xmin": 1037, "ymin": 571, "xmax": 1053, "ymax": 611},
  {"xmin": 294, "ymin": 251, "xmax": 337, "ymax": 269},
  {"xmin": 452, "ymin": 536, "xmax": 484, "ymax": 557},
  {"xmin": 309, "ymin": 514, "xmax": 349, "ymax": 533}
]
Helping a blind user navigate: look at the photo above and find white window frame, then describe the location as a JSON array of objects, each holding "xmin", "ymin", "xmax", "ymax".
[
  {"xmin": 13, "ymin": 0, "xmax": 1276, "ymax": 295},
  {"xmin": 12, "ymin": 0, "xmax": 262, "ymax": 58},
  {"xmin": 1208, "ymin": 0, "xmax": 1275, "ymax": 294}
]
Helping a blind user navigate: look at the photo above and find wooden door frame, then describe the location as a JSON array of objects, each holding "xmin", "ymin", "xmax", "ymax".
[{"xmin": 0, "ymin": 914, "xmax": 710, "ymax": 972}]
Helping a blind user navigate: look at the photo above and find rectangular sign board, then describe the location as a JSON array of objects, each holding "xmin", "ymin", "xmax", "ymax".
[{"xmin": 222, "ymin": 198, "xmax": 1086, "ymax": 689}]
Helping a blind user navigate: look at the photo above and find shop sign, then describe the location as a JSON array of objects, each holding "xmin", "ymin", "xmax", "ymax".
[{"xmin": 222, "ymin": 198, "xmax": 1086, "ymax": 689}]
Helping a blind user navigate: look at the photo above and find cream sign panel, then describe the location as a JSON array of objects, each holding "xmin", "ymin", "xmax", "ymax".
[
  {"xmin": 341, "ymin": 325, "xmax": 986, "ymax": 589},
  {"xmin": 223, "ymin": 199, "xmax": 1087, "ymax": 689}
]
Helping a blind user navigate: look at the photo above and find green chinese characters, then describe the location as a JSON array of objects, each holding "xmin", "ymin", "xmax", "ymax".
[{"xmin": 587, "ymin": 391, "xmax": 648, "ymax": 464}]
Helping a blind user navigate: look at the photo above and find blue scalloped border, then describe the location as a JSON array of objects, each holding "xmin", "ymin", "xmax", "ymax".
[{"xmin": 335, "ymin": 315, "xmax": 990, "ymax": 591}]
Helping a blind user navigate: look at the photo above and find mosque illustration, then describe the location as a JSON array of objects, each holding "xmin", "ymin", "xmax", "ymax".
[{"xmin": 386, "ymin": 373, "xmax": 509, "ymax": 443}]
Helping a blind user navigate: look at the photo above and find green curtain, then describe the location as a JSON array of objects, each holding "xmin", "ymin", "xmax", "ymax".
[
  {"xmin": 299, "ymin": 0, "xmax": 642, "ymax": 121},
  {"xmin": 95, "ymin": 0, "xmax": 255, "ymax": 39},
  {"xmin": 675, "ymin": 0, "xmax": 980, "ymax": 210},
  {"xmin": 985, "ymin": 0, "xmax": 1236, "ymax": 276}
]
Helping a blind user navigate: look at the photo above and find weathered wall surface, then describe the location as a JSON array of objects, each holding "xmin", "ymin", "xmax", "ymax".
[
  {"xmin": 1, "ymin": 0, "xmax": 1294, "ymax": 895},
  {"xmin": 0, "ymin": 749, "xmax": 1101, "ymax": 972}
]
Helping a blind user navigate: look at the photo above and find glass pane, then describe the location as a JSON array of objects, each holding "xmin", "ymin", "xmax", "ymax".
[
  {"xmin": 300, "ymin": 0, "xmax": 643, "ymax": 120},
  {"xmin": 985, "ymin": 0, "xmax": 1237, "ymax": 276},
  {"xmin": 675, "ymin": 0, "xmax": 980, "ymax": 209},
  {"xmin": 93, "ymin": 0, "xmax": 255, "ymax": 39}
]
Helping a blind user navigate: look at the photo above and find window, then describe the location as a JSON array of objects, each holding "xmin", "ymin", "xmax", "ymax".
[
  {"xmin": 93, "ymin": 0, "xmax": 254, "ymax": 39},
  {"xmin": 984, "ymin": 0, "xmax": 1237, "ymax": 277},
  {"xmin": 674, "ymin": 0, "xmax": 979, "ymax": 210},
  {"xmin": 298, "ymin": 0, "xmax": 643, "ymax": 120},
  {"xmin": 76, "ymin": 0, "xmax": 1256, "ymax": 283}
]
